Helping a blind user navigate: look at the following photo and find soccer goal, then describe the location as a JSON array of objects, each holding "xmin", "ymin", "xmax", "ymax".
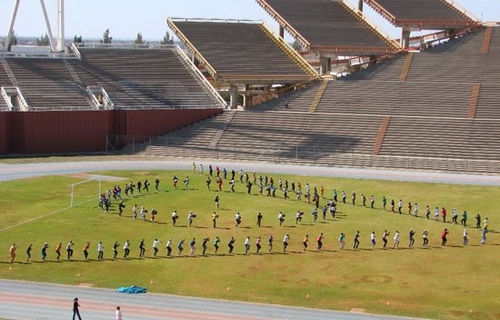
[{"xmin": 68, "ymin": 176, "xmax": 102, "ymax": 208}]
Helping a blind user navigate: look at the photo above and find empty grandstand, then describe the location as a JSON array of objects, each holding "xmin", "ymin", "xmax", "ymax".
[
  {"xmin": 1, "ymin": 0, "xmax": 500, "ymax": 175},
  {"xmin": 130, "ymin": 26, "xmax": 500, "ymax": 174}
]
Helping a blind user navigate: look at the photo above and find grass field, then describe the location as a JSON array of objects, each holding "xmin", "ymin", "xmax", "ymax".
[{"xmin": 0, "ymin": 167, "xmax": 499, "ymax": 320}]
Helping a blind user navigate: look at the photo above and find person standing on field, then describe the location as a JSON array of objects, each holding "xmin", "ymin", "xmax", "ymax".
[
  {"xmin": 9, "ymin": 243, "xmax": 17, "ymax": 263},
  {"xmin": 115, "ymin": 306, "xmax": 123, "ymax": 320},
  {"xmin": 317, "ymin": 233, "xmax": 324, "ymax": 250}
]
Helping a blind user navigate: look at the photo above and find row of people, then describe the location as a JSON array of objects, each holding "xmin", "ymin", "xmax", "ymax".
[{"xmin": 8, "ymin": 220, "xmax": 489, "ymax": 263}]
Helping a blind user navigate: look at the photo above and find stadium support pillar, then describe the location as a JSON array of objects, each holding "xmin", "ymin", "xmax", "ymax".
[
  {"xmin": 229, "ymin": 85, "xmax": 238, "ymax": 109},
  {"xmin": 56, "ymin": 0, "xmax": 65, "ymax": 52},
  {"xmin": 401, "ymin": 29, "xmax": 411, "ymax": 49},
  {"xmin": 319, "ymin": 56, "xmax": 331, "ymax": 75},
  {"xmin": 3, "ymin": 0, "xmax": 21, "ymax": 51},
  {"xmin": 358, "ymin": 0, "xmax": 363, "ymax": 12},
  {"xmin": 279, "ymin": 25, "xmax": 285, "ymax": 39}
]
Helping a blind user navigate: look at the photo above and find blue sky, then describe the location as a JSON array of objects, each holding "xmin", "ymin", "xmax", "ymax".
[{"xmin": 1, "ymin": 0, "xmax": 498, "ymax": 41}]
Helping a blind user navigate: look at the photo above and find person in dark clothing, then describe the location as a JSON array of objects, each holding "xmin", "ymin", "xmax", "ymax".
[
  {"xmin": 73, "ymin": 297, "xmax": 82, "ymax": 320},
  {"xmin": 257, "ymin": 212, "xmax": 263, "ymax": 227}
]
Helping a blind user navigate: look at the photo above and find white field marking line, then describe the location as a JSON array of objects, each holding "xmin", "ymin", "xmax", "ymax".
[{"xmin": 0, "ymin": 206, "xmax": 71, "ymax": 233}]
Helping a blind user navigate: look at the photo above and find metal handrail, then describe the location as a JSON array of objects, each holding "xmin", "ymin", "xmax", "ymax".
[
  {"xmin": 255, "ymin": 0, "xmax": 311, "ymax": 50},
  {"xmin": 340, "ymin": 0, "xmax": 401, "ymax": 51},
  {"xmin": 260, "ymin": 21, "xmax": 319, "ymax": 78},
  {"xmin": 71, "ymin": 43, "xmax": 81, "ymax": 60},
  {"xmin": 442, "ymin": 0, "xmax": 481, "ymax": 22},
  {"xmin": 75, "ymin": 42, "xmax": 177, "ymax": 49},
  {"xmin": 16, "ymin": 86, "xmax": 30, "ymax": 111},
  {"xmin": 0, "ymin": 86, "xmax": 14, "ymax": 111},
  {"xmin": 174, "ymin": 45, "xmax": 227, "ymax": 108},
  {"xmin": 167, "ymin": 18, "xmax": 219, "ymax": 81}
]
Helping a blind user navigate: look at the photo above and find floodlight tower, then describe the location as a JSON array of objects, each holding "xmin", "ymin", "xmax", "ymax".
[
  {"xmin": 56, "ymin": 0, "xmax": 65, "ymax": 52},
  {"xmin": 2, "ymin": 0, "xmax": 65, "ymax": 52}
]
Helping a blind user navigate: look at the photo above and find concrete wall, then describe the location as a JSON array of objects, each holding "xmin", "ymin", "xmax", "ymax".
[{"xmin": 0, "ymin": 109, "xmax": 222, "ymax": 155}]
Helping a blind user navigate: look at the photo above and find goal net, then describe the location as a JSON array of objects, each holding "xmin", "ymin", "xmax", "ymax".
[{"xmin": 68, "ymin": 176, "xmax": 102, "ymax": 208}]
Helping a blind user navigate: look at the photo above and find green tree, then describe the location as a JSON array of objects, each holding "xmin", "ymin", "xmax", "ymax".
[
  {"xmin": 134, "ymin": 32, "xmax": 144, "ymax": 45},
  {"xmin": 9, "ymin": 30, "xmax": 18, "ymax": 46},
  {"xmin": 73, "ymin": 35, "xmax": 83, "ymax": 43},
  {"xmin": 5, "ymin": 30, "xmax": 18, "ymax": 51},
  {"xmin": 160, "ymin": 31, "xmax": 174, "ymax": 45},
  {"xmin": 36, "ymin": 33, "xmax": 50, "ymax": 46},
  {"xmin": 101, "ymin": 29, "xmax": 112, "ymax": 44}
]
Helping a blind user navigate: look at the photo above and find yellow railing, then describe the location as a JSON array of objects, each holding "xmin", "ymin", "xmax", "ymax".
[
  {"xmin": 167, "ymin": 18, "xmax": 219, "ymax": 81},
  {"xmin": 340, "ymin": 0, "xmax": 402, "ymax": 51},
  {"xmin": 260, "ymin": 22, "xmax": 319, "ymax": 78}
]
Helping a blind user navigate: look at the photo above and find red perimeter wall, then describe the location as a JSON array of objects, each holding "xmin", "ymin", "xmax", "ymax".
[{"xmin": 0, "ymin": 108, "xmax": 222, "ymax": 155}]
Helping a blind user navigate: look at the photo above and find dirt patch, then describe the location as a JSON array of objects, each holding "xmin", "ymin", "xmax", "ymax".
[
  {"xmin": 78, "ymin": 283, "xmax": 93, "ymax": 287},
  {"xmin": 132, "ymin": 171, "xmax": 152, "ymax": 176},
  {"xmin": 350, "ymin": 308, "xmax": 366, "ymax": 313},
  {"xmin": 360, "ymin": 275, "xmax": 393, "ymax": 284}
]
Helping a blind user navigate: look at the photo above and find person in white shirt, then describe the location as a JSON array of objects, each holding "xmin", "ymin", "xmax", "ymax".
[
  {"xmin": 188, "ymin": 211, "xmax": 195, "ymax": 227},
  {"xmin": 452, "ymin": 208, "xmax": 458, "ymax": 224},
  {"xmin": 152, "ymin": 239, "xmax": 161, "ymax": 256},
  {"xmin": 462, "ymin": 228, "xmax": 468, "ymax": 246},
  {"xmin": 171, "ymin": 210, "xmax": 178, "ymax": 226},
  {"xmin": 278, "ymin": 212, "xmax": 285, "ymax": 226},
  {"xmin": 244, "ymin": 237, "xmax": 250, "ymax": 254},
  {"xmin": 235, "ymin": 212, "xmax": 242, "ymax": 227},
  {"xmin": 393, "ymin": 231, "xmax": 400, "ymax": 248},
  {"xmin": 97, "ymin": 241, "xmax": 104, "ymax": 260},
  {"xmin": 282, "ymin": 233, "xmax": 289, "ymax": 252},
  {"xmin": 123, "ymin": 240, "xmax": 130, "ymax": 258},
  {"xmin": 165, "ymin": 238, "xmax": 172, "ymax": 256},
  {"xmin": 370, "ymin": 231, "xmax": 376, "ymax": 249},
  {"xmin": 413, "ymin": 203, "xmax": 419, "ymax": 217},
  {"xmin": 434, "ymin": 207, "xmax": 440, "ymax": 221},
  {"xmin": 115, "ymin": 306, "xmax": 123, "ymax": 320},
  {"xmin": 422, "ymin": 230, "xmax": 429, "ymax": 246}
]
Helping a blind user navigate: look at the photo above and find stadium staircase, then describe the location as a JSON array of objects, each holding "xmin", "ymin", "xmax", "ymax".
[
  {"xmin": 209, "ymin": 109, "xmax": 236, "ymax": 147},
  {"xmin": 482, "ymin": 27, "xmax": 492, "ymax": 54},
  {"xmin": 0, "ymin": 59, "xmax": 19, "ymax": 86},
  {"xmin": 468, "ymin": 83, "xmax": 480, "ymax": 119},
  {"xmin": 373, "ymin": 116, "xmax": 390, "ymax": 155},
  {"xmin": 63, "ymin": 60, "xmax": 96, "ymax": 109},
  {"xmin": 308, "ymin": 80, "xmax": 329, "ymax": 113},
  {"xmin": 399, "ymin": 53, "xmax": 414, "ymax": 82},
  {"xmin": 259, "ymin": 23, "xmax": 319, "ymax": 79}
]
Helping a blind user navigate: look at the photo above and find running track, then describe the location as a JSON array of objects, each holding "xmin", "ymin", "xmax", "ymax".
[{"xmin": 2, "ymin": 159, "xmax": 496, "ymax": 320}]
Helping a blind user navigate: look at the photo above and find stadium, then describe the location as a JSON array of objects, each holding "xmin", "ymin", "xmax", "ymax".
[{"xmin": 1, "ymin": 0, "xmax": 499, "ymax": 319}]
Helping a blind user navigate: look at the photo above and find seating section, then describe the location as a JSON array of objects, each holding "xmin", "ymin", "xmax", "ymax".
[
  {"xmin": 70, "ymin": 48, "xmax": 219, "ymax": 108},
  {"xmin": 172, "ymin": 21, "xmax": 308, "ymax": 77},
  {"xmin": 137, "ymin": 27, "xmax": 500, "ymax": 172},
  {"xmin": 476, "ymin": 28, "xmax": 500, "ymax": 118},
  {"xmin": 405, "ymin": 32, "xmax": 485, "ymax": 83},
  {"xmin": 4, "ymin": 59, "xmax": 91, "ymax": 109},
  {"xmin": 366, "ymin": 0, "xmax": 471, "ymax": 22},
  {"xmin": 262, "ymin": 0, "xmax": 395, "ymax": 51}
]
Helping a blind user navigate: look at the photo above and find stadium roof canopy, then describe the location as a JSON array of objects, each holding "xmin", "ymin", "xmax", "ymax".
[
  {"xmin": 363, "ymin": 0, "xmax": 480, "ymax": 30},
  {"xmin": 256, "ymin": 0, "xmax": 401, "ymax": 56},
  {"xmin": 167, "ymin": 18, "xmax": 318, "ymax": 85}
]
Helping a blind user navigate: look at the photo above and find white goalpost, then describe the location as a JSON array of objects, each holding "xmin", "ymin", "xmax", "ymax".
[{"xmin": 68, "ymin": 175, "xmax": 102, "ymax": 208}]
